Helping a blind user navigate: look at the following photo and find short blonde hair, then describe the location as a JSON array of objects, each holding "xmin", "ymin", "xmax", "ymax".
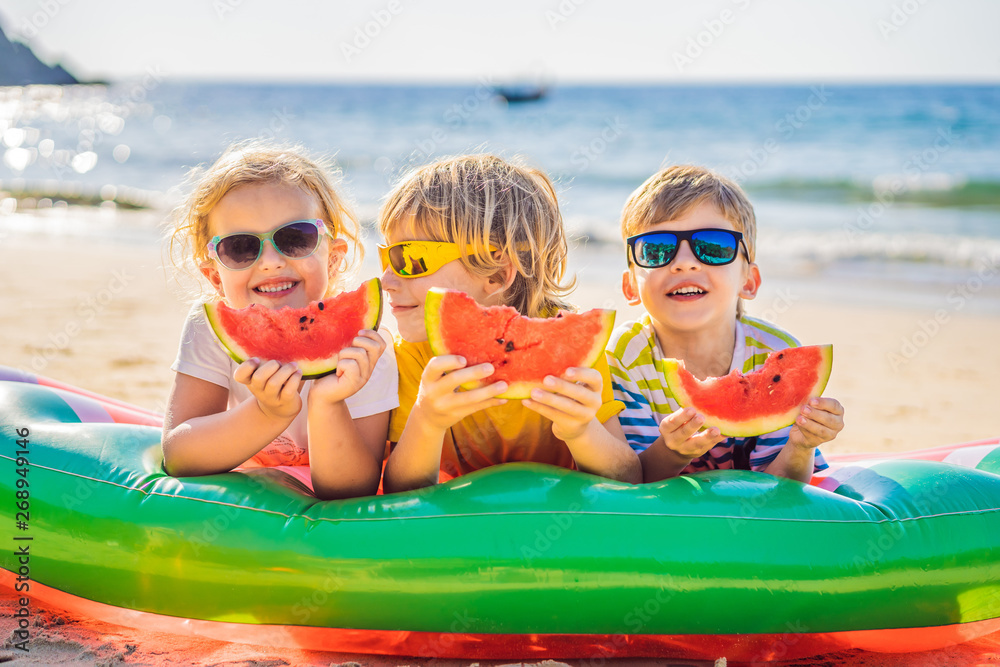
[
  {"xmin": 378, "ymin": 154, "xmax": 574, "ymax": 318},
  {"xmin": 169, "ymin": 140, "xmax": 361, "ymax": 296},
  {"xmin": 621, "ymin": 165, "xmax": 757, "ymax": 318}
]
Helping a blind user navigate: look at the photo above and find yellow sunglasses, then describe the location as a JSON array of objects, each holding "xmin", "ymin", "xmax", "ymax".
[{"xmin": 378, "ymin": 240, "xmax": 496, "ymax": 278}]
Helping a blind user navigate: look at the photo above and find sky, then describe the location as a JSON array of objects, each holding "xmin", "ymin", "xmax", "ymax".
[{"xmin": 1, "ymin": 0, "xmax": 998, "ymax": 84}]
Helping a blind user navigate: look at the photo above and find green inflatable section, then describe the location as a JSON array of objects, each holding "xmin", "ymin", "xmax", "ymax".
[{"xmin": 2, "ymin": 380, "xmax": 1000, "ymax": 635}]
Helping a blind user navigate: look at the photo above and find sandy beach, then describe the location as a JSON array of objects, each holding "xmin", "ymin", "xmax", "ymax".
[
  {"xmin": 2, "ymin": 206, "xmax": 999, "ymax": 666},
  {"xmin": 3, "ymin": 210, "xmax": 998, "ymax": 453}
]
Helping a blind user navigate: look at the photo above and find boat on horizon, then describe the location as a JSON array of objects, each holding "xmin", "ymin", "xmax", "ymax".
[{"xmin": 493, "ymin": 84, "xmax": 548, "ymax": 103}]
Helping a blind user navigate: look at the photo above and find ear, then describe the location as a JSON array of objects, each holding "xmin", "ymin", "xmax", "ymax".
[
  {"xmin": 739, "ymin": 262, "xmax": 762, "ymax": 300},
  {"xmin": 200, "ymin": 262, "xmax": 225, "ymax": 298},
  {"xmin": 621, "ymin": 268, "xmax": 642, "ymax": 306},
  {"xmin": 327, "ymin": 238, "xmax": 348, "ymax": 278},
  {"xmin": 485, "ymin": 256, "xmax": 516, "ymax": 296}
]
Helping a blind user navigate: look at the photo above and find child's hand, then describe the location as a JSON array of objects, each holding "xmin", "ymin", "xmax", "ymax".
[
  {"xmin": 788, "ymin": 397, "xmax": 845, "ymax": 450},
  {"xmin": 658, "ymin": 408, "xmax": 727, "ymax": 460},
  {"xmin": 413, "ymin": 356, "xmax": 508, "ymax": 431},
  {"xmin": 310, "ymin": 330, "xmax": 387, "ymax": 405},
  {"xmin": 234, "ymin": 359, "xmax": 303, "ymax": 421},
  {"xmin": 524, "ymin": 367, "xmax": 602, "ymax": 442}
]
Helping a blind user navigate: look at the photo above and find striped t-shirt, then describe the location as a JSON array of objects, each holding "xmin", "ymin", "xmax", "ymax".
[{"xmin": 607, "ymin": 314, "xmax": 828, "ymax": 474}]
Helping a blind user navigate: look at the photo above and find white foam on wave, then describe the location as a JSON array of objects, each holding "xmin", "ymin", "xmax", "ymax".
[
  {"xmin": 871, "ymin": 172, "xmax": 969, "ymax": 195},
  {"xmin": 758, "ymin": 230, "xmax": 1000, "ymax": 270}
]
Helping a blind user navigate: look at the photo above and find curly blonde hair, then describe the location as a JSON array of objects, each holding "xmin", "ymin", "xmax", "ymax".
[
  {"xmin": 378, "ymin": 154, "xmax": 574, "ymax": 318},
  {"xmin": 168, "ymin": 140, "xmax": 361, "ymax": 297},
  {"xmin": 621, "ymin": 165, "xmax": 757, "ymax": 318}
]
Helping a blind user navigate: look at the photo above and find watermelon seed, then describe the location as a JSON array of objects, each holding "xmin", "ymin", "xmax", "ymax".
[
  {"xmin": 505, "ymin": 341, "xmax": 515, "ymax": 352},
  {"xmin": 300, "ymin": 326, "xmax": 307, "ymax": 331},
  {"xmin": 773, "ymin": 374, "xmax": 781, "ymax": 382},
  {"xmin": 317, "ymin": 301, "xmax": 325, "ymax": 310},
  {"xmin": 309, "ymin": 318, "xmax": 315, "ymax": 324},
  {"xmin": 299, "ymin": 316, "xmax": 308, "ymax": 323},
  {"xmin": 495, "ymin": 338, "xmax": 504, "ymax": 345}
]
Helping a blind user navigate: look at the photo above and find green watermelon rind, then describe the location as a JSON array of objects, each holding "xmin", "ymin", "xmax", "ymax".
[
  {"xmin": 424, "ymin": 288, "xmax": 616, "ymax": 400},
  {"xmin": 204, "ymin": 278, "xmax": 383, "ymax": 380},
  {"xmin": 662, "ymin": 345, "xmax": 834, "ymax": 438}
]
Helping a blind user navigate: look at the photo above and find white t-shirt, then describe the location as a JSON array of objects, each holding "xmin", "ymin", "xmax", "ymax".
[{"xmin": 171, "ymin": 302, "xmax": 399, "ymax": 462}]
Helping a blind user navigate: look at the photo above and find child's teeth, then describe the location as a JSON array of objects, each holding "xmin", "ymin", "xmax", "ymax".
[
  {"xmin": 672, "ymin": 287, "xmax": 704, "ymax": 295},
  {"xmin": 257, "ymin": 282, "xmax": 294, "ymax": 293}
]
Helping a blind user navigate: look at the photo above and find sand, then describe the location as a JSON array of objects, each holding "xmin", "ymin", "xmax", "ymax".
[
  {"xmin": 3, "ymin": 216, "xmax": 997, "ymax": 453},
  {"xmin": 1, "ymin": 207, "xmax": 999, "ymax": 665}
]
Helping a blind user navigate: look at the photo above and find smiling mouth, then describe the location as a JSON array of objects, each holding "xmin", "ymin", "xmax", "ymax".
[
  {"xmin": 669, "ymin": 286, "xmax": 706, "ymax": 297},
  {"xmin": 254, "ymin": 281, "xmax": 297, "ymax": 294}
]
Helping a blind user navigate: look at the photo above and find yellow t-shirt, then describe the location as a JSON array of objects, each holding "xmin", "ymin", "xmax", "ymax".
[{"xmin": 389, "ymin": 338, "xmax": 625, "ymax": 478}]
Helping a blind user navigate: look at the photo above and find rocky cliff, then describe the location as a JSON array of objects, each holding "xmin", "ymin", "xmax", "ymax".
[{"xmin": 0, "ymin": 22, "xmax": 78, "ymax": 85}]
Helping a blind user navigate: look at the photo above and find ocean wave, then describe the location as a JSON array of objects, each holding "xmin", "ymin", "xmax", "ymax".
[
  {"xmin": 757, "ymin": 230, "xmax": 1000, "ymax": 269},
  {"xmin": 568, "ymin": 222, "xmax": 1000, "ymax": 272},
  {"xmin": 0, "ymin": 178, "xmax": 165, "ymax": 209},
  {"xmin": 744, "ymin": 175, "xmax": 1000, "ymax": 209}
]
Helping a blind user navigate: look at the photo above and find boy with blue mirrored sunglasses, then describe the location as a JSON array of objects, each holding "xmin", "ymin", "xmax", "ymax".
[{"xmin": 607, "ymin": 165, "xmax": 844, "ymax": 484}]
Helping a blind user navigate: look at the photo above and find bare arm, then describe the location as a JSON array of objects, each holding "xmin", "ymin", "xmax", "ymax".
[
  {"xmin": 307, "ymin": 400, "xmax": 387, "ymax": 499},
  {"xmin": 764, "ymin": 397, "xmax": 845, "ymax": 482},
  {"xmin": 306, "ymin": 331, "xmax": 391, "ymax": 499},
  {"xmin": 382, "ymin": 407, "xmax": 449, "ymax": 493},
  {"xmin": 565, "ymin": 414, "xmax": 642, "ymax": 484},
  {"xmin": 161, "ymin": 365, "xmax": 299, "ymax": 477},
  {"xmin": 637, "ymin": 408, "xmax": 726, "ymax": 483},
  {"xmin": 523, "ymin": 368, "xmax": 642, "ymax": 484},
  {"xmin": 383, "ymin": 356, "xmax": 507, "ymax": 494},
  {"xmin": 638, "ymin": 437, "xmax": 696, "ymax": 483}
]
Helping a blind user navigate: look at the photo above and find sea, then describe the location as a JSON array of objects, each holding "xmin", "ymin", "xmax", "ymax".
[{"xmin": 2, "ymin": 81, "xmax": 999, "ymax": 311}]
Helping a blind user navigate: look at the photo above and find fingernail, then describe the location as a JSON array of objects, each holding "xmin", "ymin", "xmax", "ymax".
[
  {"xmin": 810, "ymin": 398, "xmax": 819, "ymax": 406},
  {"xmin": 803, "ymin": 406, "xmax": 812, "ymax": 415},
  {"xmin": 543, "ymin": 376, "xmax": 556, "ymax": 387}
]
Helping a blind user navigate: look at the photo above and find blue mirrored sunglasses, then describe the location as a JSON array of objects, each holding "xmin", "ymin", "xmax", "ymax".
[{"xmin": 626, "ymin": 228, "xmax": 748, "ymax": 268}]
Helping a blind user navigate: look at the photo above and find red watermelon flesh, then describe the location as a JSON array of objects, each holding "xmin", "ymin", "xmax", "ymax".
[
  {"xmin": 204, "ymin": 278, "xmax": 383, "ymax": 379},
  {"xmin": 662, "ymin": 345, "xmax": 833, "ymax": 437},
  {"xmin": 424, "ymin": 288, "xmax": 615, "ymax": 399}
]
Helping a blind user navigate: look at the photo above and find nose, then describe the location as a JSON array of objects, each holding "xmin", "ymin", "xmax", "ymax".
[
  {"xmin": 380, "ymin": 263, "xmax": 399, "ymax": 291},
  {"xmin": 669, "ymin": 240, "xmax": 700, "ymax": 271},
  {"xmin": 256, "ymin": 238, "xmax": 287, "ymax": 269}
]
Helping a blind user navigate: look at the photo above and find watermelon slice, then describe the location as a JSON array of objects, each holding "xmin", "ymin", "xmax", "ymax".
[
  {"xmin": 424, "ymin": 288, "xmax": 616, "ymax": 399},
  {"xmin": 662, "ymin": 345, "xmax": 834, "ymax": 437},
  {"xmin": 204, "ymin": 278, "xmax": 383, "ymax": 379}
]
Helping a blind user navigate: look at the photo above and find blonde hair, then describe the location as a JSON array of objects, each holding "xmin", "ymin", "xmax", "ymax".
[
  {"xmin": 169, "ymin": 140, "xmax": 361, "ymax": 297},
  {"xmin": 621, "ymin": 165, "xmax": 757, "ymax": 317},
  {"xmin": 378, "ymin": 154, "xmax": 574, "ymax": 318}
]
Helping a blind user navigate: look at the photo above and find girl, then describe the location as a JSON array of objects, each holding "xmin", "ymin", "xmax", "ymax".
[
  {"xmin": 163, "ymin": 142, "xmax": 398, "ymax": 500},
  {"xmin": 379, "ymin": 154, "xmax": 641, "ymax": 493}
]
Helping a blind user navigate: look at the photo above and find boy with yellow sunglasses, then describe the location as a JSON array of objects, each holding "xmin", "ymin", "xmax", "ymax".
[{"xmin": 377, "ymin": 154, "xmax": 641, "ymax": 492}]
